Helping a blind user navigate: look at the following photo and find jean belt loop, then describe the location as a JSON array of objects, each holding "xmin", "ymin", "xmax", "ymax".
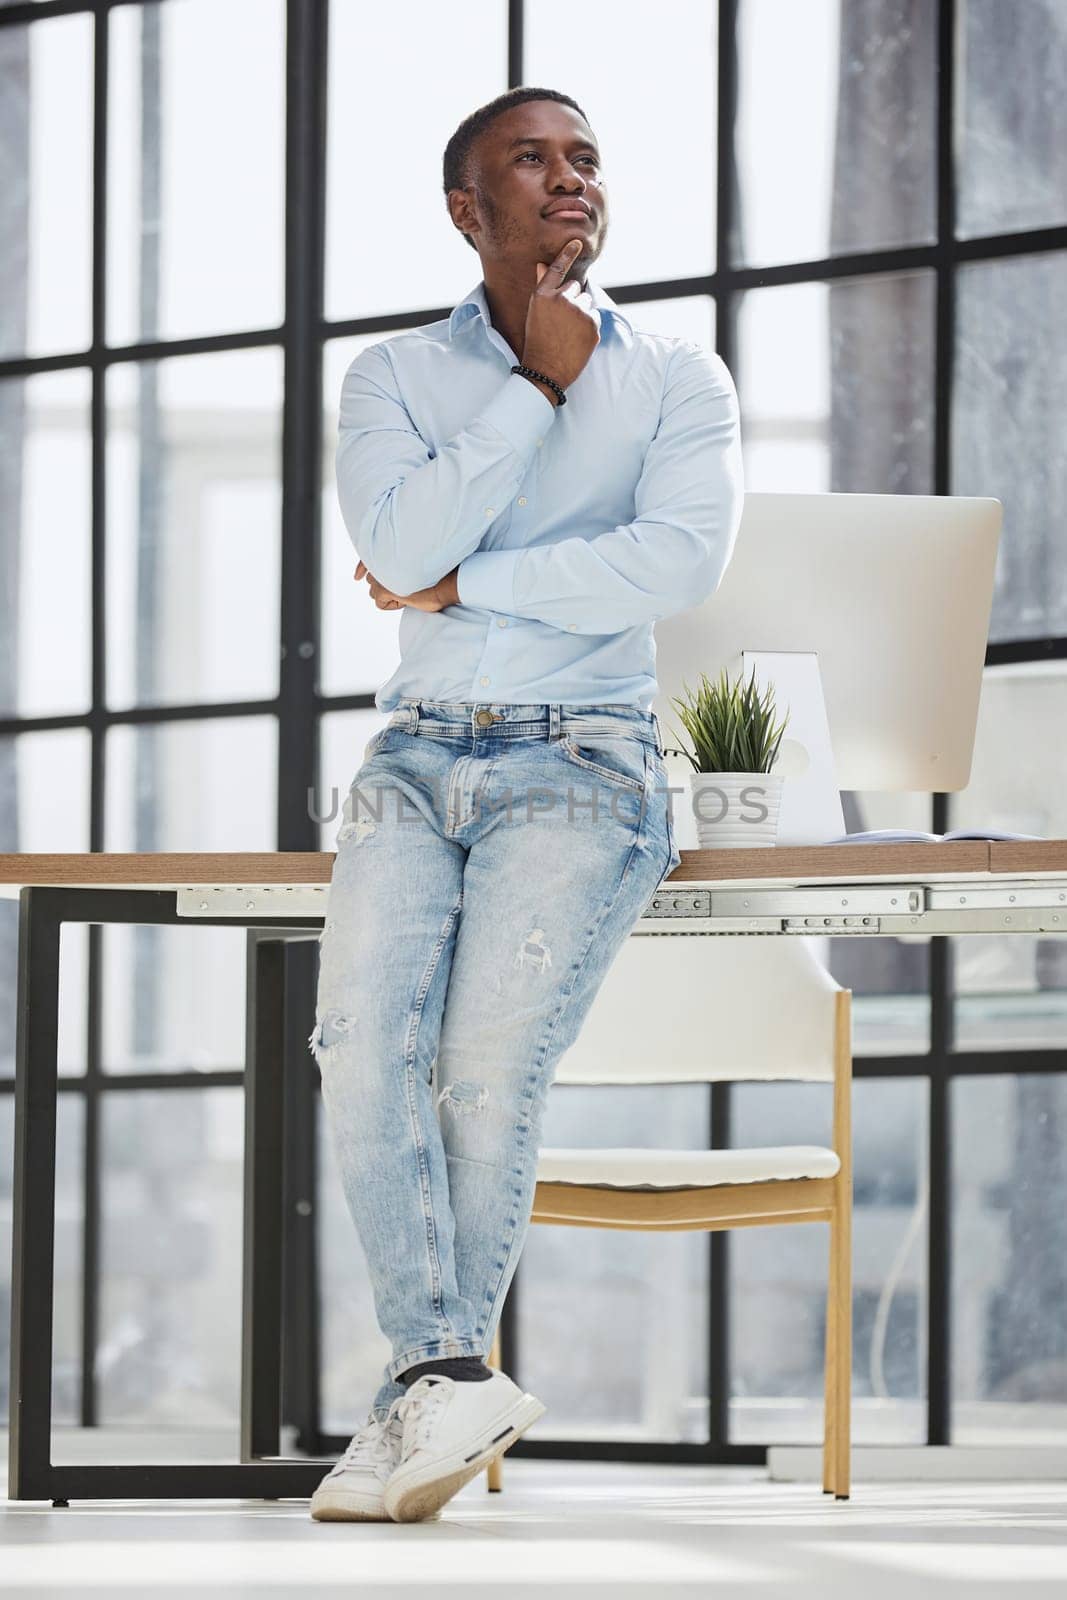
[
  {"xmin": 651, "ymin": 710, "xmax": 664, "ymax": 758},
  {"xmin": 407, "ymin": 702, "xmax": 420, "ymax": 734},
  {"xmin": 548, "ymin": 704, "xmax": 560, "ymax": 743}
]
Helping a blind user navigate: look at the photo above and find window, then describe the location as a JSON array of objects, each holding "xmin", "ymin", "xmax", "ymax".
[{"xmin": 1, "ymin": 0, "xmax": 1063, "ymax": 1462}]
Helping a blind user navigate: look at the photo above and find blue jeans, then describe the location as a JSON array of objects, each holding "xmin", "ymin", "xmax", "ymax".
[{"xmin": 307, "ymin": 699, "xmax": 681, "ymax": 1421}]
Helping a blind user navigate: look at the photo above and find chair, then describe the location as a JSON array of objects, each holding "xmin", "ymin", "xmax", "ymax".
[{"xmin": 484, "ymin": 933, "xmax": 853, "ymax": 1498}]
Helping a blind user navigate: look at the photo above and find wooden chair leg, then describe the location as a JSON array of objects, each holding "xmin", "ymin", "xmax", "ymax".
[
  {"xmin": 822, "ymin": 1214, "xmax": 837, "ymax": 1493},
  {"xmin": 831, "ymin": 1194, "xmax": 852, "ymax": 1498},
  {"xmin": 486, "ymin": 1324, "xmax": 504, "ymax": 1492},
  {"xmin": 824, "ymin": 985, "xmax": 852, "ymax": 1500}
]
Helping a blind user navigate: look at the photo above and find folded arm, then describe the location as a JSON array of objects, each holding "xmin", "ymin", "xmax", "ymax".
[
  {"xmin": 335, "ymin": 347, "xmax": 558, "ymax": 597},
  {"xmin": 455, "ymin": 342, "xmax": 744, "ymax": 634}
]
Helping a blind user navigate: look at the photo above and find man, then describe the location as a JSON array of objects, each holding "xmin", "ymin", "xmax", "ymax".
[{"xmin": 308, "ymin": 86, "xmax": 743, "ymax": 1525}]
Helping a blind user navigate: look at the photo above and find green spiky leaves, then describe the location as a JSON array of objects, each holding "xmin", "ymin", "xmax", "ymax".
[{"xmin": 668, "ymin": 665, "xmax": 789, "ymax": 776}]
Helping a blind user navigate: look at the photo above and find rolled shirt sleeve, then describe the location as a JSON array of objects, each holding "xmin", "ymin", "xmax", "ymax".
[
  {"xmin": 455, "ymin": 342, "xmax": 744, "ymax": 634},
  {"xmin": 335, "ymin": 348, "xmax": 558, "ymax": 597}
]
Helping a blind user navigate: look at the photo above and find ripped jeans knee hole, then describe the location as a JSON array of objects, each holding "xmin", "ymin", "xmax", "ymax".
[{"xmin": 308, "ymin": 1007, "xmax": 357, "ymax": 1065}]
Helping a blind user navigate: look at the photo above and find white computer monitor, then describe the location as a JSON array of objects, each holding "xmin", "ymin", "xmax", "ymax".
[{"xmin": 652, "ymin": 492, "xmax": 1003, "ymax": 794}]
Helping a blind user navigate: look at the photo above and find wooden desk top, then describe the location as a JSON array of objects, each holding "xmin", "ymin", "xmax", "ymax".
[{"xmin": 1, "ymin": 840, "xmax": 1065, "ymax": 894}]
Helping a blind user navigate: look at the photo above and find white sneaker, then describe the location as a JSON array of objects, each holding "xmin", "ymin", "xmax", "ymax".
[
  {"xmin": 309, "ymin": 1402, "xmax": 441, "ymax": 1521},
  {"xmin": 383, "ymin": 1367, "xmax": 546, "ymax": 1523}
]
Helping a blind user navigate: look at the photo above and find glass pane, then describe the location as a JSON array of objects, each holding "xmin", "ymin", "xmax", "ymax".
[
  {"xmin": 0, "ymin": 368, "xmax": 92, "ymax": 717},
  {"xmin": 0, "ymin": 727, "xmax": 91, "ymax": 851},
  {"xmin": 526, "ymin": 0, "xmax": 716, "ymax": 284},
  {"xmin": 952, "ymin": 252, "xmax": 1067, "ymax": 643},
  {"xmin": 55, "ymin": 923, "xmax": 89, "ymax": 1083},
  {"xmin": 0, "ymin": 12, "xmax": 93, "ymax": 360},
  {"xmin": 85, "ymin": 1087, "xmax": 243, "ymax": 1441},
  {"xmin": 0, "ymin": 1091, "xmax": 85, "ymax": 1430},
  {"xmin": 321, "ymin": 336, "xmax": 405, "ymax": 699},
  {"xmin": 325, "ymin": 0, "xmax": 507, "ymax": 323},
  {"xmin": 0, "ymin": 728, "xmax": 91, "ymax": 1080},
  {"xmin": 107, "ymin": 0, "xmax": 284, "ymax": 346},
  {"xmin": 738, "ymin": 271, "xmax": 936, "ymax": 492},
  {"xmin": 102, "ymin": 923, "xmax": 248, "ymax": 1077},
  {"xmin": 105, "ymin": 715, "xmax": 277, "ymax": 850},
  {"xmin": 519, "ymin": 1085, "xmax": 710, "ymax": 1442},
  {"xmin": 626, "ymin": 295, "xmax": 715, "ymax": 348},
  {"xmin": 106, "ymin": 349, "xmax": 283, "ymax": 711},
  {"xmin": 731, "ymin": 1077, "xmax": 927, "ymax": 1444},
  {"xmin": 952, "ymin": 1074, "xmax": 1067, "ymax": 1442},
  {"xmin": 318, "ymin": 708, "xmax": 388, "ymax": 849},
  {"xmin": 950, "ymin": 662, "xmax": 1067, "ymax": 1052},
  {"xmin": 735, "ymin": 0, "xmax": 937, "ymax": 269},
  {"xmin": 956, "ymin": 0, "xmax": 1067, "ymax": 239}
]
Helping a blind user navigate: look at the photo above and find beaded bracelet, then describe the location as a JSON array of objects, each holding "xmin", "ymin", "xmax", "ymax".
[{"xmin": 510, "ymin": 363, "xmax": 567, "ymax": 407}]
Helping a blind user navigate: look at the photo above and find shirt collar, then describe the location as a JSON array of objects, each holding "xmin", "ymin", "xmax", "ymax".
[{"xmin": 448, "ymin": 272, "xmax": 633, "ymax": 342}]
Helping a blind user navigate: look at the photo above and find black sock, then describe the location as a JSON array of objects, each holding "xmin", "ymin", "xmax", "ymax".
[{"xmin": 399, "ymin": 1355, "xmax": 492, "ymax": 1385}]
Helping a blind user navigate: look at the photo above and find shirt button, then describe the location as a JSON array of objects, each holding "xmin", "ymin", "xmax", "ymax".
[
  {"xmin": 484, "ymin": 507, "xmax": 495, "ymax": 516},
  {"xmin": 480, "ymin": 675, "xmax": 490, "ymax": 686},
  {"xmin": 497, "ymin": 618, "xmax": 508, "ymax": 627},
  {"xmin": 567, "ymin": 623, "xmax": 577, "ymax": 631},
  {"xmin": 537, "ymin": 440, "xmax": 543, "ymax": 447},
  {"xmin": 517, "ymin": 496, "xmax": 527, "ymax": 506}
]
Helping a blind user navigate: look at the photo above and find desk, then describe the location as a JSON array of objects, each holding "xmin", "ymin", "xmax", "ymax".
[
  {"xmin": 3, "ymin": 839, "xmax": 1067, "ymax": 930},
  {"xmin": 3, "ymin": 842, "xmax": 1066, "ymax": 1502}
]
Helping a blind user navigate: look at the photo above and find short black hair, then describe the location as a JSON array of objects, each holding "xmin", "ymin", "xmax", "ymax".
[{"xmin": 442, "ymin": 86, "xmax": 593, "ymax": 252}]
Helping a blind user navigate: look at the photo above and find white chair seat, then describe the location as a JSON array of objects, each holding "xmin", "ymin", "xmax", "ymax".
[{"xmin": 536, "ymin": 1144, "xmax": 841, "ymax": 1190}]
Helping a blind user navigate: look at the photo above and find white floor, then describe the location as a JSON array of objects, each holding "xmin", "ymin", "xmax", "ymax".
[{"xmin": 3, "ymin": 1447, "xmax": 1067, "ymax": 1598}]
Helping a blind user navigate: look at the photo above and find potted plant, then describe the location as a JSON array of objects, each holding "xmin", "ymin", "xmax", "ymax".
[{"xmin": 667, "ymin": 666, "xmax": 789, "ymax": 848}]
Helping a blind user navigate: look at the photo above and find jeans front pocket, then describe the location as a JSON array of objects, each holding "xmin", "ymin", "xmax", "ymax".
[
  {"xmin": 556, "ymin": 728, "xmax": 649, "ymax": 796},
  {"xmin": 362, "ymin": 710, "xmax": 412, "ymax": 762}
]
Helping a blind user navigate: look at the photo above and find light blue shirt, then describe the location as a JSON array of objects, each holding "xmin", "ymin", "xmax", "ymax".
[{"xmin": 335, "ymin": 271, "xmax": 744, "ymax": 713}]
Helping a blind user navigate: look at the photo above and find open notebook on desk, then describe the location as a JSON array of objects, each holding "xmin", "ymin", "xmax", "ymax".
[{"xmin": 824, "ymin": 827, "xmax": 1046, "ymax": 844}]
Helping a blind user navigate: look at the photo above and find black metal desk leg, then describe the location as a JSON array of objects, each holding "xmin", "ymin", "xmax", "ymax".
[
  {"xmin": 8, "ymin": 887, "xmax": 62, "ymax": 1501},
  {"xmin": 241, "ymin": 933, "xmax": 287, "ymax": 1462}
]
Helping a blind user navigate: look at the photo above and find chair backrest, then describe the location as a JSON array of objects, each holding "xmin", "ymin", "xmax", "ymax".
[{"xmin": 552, "ymin": 934, "xmax": 845, "ymax": 1086}]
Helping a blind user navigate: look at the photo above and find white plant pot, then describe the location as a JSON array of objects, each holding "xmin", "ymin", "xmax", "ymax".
[{"xmin": 687, "ymin": 770, "xmax": 784, "ymax": 848}]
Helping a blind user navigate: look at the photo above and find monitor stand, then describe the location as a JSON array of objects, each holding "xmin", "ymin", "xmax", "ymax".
[{"xmin": 741, "ymin": 649, "xmax": 845, "ymax": 846}]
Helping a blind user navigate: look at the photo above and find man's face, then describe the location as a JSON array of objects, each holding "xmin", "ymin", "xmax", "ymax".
[{"xmin": 450, "ymin": 101, "xmax": 608, "ymax": 276}]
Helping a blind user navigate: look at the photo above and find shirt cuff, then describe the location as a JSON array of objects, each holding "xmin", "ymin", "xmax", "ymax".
[
  {"xmin": 478, "ymin": 371, "xmax": 557, "ymax": 458},
  {"xmin": 456, "ymin": 548, "xmax": 523, "ymax": 612}
]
